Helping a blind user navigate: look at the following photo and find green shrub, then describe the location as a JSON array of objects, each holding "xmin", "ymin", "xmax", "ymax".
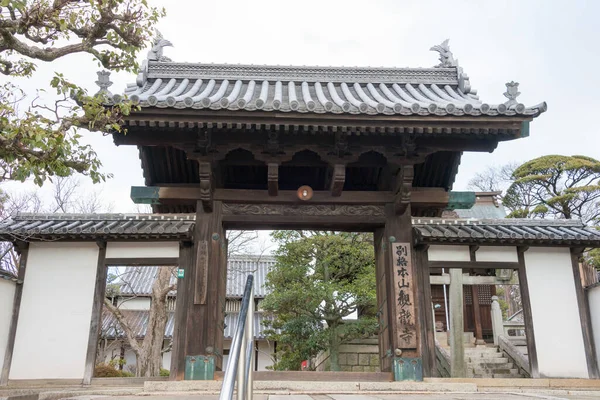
[
  {"xmin": 121, "ymin": 371, "xmax": 135, "ymax": 377},
  {"xmin": 159, "ymin": 368, "xmax": 170, "ymax": 377}
]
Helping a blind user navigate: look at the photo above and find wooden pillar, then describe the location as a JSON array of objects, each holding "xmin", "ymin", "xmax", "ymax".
[
  {"xmin": 83, "ymin": 242, "xmax": 108, "ymax": 385},
  {"xmin": 471, "ymin": 286, "xmax": 484, "ymax": 345},
  {"xmin": 171, "ymin": 201, "xmax": 227, "ymax": 379},
  {"xmin": 415, "ymin": 245, "xmax": 435, "ymax": 377},
  {"xmin": 517, "ymin": 246, "xmax": 539, "ymax": 378},
  {"xmin": 571, "ymin": 248, "xmax": 600, "ymax": 378},
  {"xmin": 374, "ymin": 204, "xmax": 420, "ymax": 373},
  {"xmin": 449, "ymin": 268, "xmax": 465, "ymax": 377},
  {"xmin": 0, "ymin": 242, "xmax": 29, "ymax": 386}
]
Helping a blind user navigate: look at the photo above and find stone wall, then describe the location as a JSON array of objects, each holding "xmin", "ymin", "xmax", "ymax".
[{"xmin": 314, "ymin": 338, "xmax": 380, "ymax": 372}]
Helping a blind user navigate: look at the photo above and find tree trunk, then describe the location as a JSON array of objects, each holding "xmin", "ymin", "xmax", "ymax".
[
  {"xmin": 329, "ymin": 324, "xmax": 341, "ymax": 371},
  {"xmin": 135, "ymin": 266, "xmax": 173, "ymax": 377}
]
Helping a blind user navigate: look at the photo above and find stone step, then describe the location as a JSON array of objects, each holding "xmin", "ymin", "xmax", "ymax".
[
  {"xmin": 472, "ymin": 367, "xmax": 518, "ymax": 375},
  {"xmin": 470, "ymin": 362, "xmax": 514, "ymax": 370},
  {"xmin": 467, "ymin": 357, "xmax": 510, "ymax": 364},
  {"xmin": 493, "ymin": 373, "xmax": 525, "ymax": 378},
  {"xmin": 466, "ymin": 352, "xmax": 503, "ymax": 360},
  {"xmin": 465, "ymin": 347, "xmax": 499, "ymax": 353}
]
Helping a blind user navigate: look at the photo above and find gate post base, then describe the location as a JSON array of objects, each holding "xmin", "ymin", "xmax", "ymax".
[
  {"xmin": 393, "ymin": 357, "xmax": 423, "ymax": 381},
  {"xmin": 184, "ymin": 355, "xmax": 215, "ymax": 380}
]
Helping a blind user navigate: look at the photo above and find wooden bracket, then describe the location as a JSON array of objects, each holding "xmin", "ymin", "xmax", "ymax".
[
  {"xmin": 330, "ymin": 164, "xmax": 345, "ymax": 197},
  {"xmin": 195, "ymin": 128, "xmax": 212, "ymax": 155},
  {"xmin": 394, "ymin": 165, "xmax": 414, "ymax": 215},
  {"xmin": 268, "ymin": 163, "xmax": 279, "ymax": 196},
  {"xmin": 199, "ymin": 162, "xmax": 213, "ymax": 212}
]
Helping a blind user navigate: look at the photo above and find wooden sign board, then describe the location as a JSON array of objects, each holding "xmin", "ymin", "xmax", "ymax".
[{"xmin": 392, "ymin": 242, "xmax": 417, "ymax": 349}]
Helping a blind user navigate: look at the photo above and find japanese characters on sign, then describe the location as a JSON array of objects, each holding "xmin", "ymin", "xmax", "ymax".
[{"xmin": 392, "ymin": 242, "xmax": 417, "ymax": 349}]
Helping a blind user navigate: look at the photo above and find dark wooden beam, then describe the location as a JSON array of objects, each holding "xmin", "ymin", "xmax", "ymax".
[
  {"xmin": 199, "ymin": 162, "xmax": 213, "ymax": 212},
  {"xmin": 330, "ymin": 164, "xmax": 345, "ymax": 197},
  {"xmin": 571, "ymin": 248, "xmax": 600, "ymax": 378},
  {"xmin": 394, "ymin": 165, "xmax": 413, "ymax": 215},
  {"xmin": 104, "ymin": 257, "xmax": 179, "ymax": 266},
  {"xmin": 415, "ymin": 245, "xmax": 435, "ymax": 377},
  {"xmin": 428, "ymin": 261, "xmax": 519, "ymax": 270},
  {"xmin": 268, "ymin": 163, "xmax": 278, "ymax": 196},
  {"xmin": 83, "ymin": 242, "xmax": 107, "ymax": 385},
  {"xmin": 0, "ymin": 242, "xmax": 29, "ymax": 386},
  {"xmin": 131, "ymin": 186, "xmax": 461, "ymax": 208},
  {"xmin": 170, "ymin": 241, "xmax": 193, "ymax": 380},
  {"xmin": 517, "ymin": 246, "xmax": 539, "ymax": 378}
]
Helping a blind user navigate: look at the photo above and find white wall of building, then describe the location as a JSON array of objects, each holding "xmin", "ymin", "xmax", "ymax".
[
  {"xmin": 475, "ymin": 246, "xmax": 518, "ymax": 262},
  {"xmin": 588, "ymin": 284, "xmax": 600, "ymax": 374},
  {"xmin": 223, "ymin": 339, "xmax": 274, "ymax": 371},
  {"xmin": 428, "ymin": 245, "xmax": 470, "ymax": 262},
  {"xmin": 0, "ymin": 279, "xmax": 16, "ymax": 373},
  {"xmin": 10, "ymin": 242, "xmax": 99, "ymax": 380},
  {"xmin": 106, "ymin": 242, "xmax": 179, "ymax": 259},
  {"xmin": 524, "ymin": 247, "xmax": 588, "ymax": 378}
]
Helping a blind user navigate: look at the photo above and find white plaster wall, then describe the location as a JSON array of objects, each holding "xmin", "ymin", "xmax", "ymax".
[
  {"xmin": 257, "ymin": 340, "xmax": 274, "ymax": 371},
  {"xmin": 117, "ymin": 297, "xmax": 151, "ymax": 310},
  {"xmin": 475, "ymin": 246, "xmax": 518, "ymax": 262},
  {"xmin": 524, "ymin": 247, "xmax": 588, "ymax": 378},
  {"xmin": 588, "ymin": 284, "xmax": 600, "ymax": 374},
  {"xmin": 428, "ymin": 245, "xmax": 470, "ymax": 262},
  {"xmin": 10, "ymin": 242, "xmax": 99, "ymax": 380},
  {"xmin": 106, "ymin": 242, "xmax": 178, "ymax": 259},
  {"xmin": 162, "ymin": 344, "xmax": 172, "ymax": 370},
  {"xmin": 0, "ymin": 279, "xmax": 16, "ymax": 373}
]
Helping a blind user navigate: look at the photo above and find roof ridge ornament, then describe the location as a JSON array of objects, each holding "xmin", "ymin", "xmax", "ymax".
[
  {"xmin": 147, "ymin": 30, "xmax": 173, "ymax": 62},
  {"xmin": 430, "ymin": 39, "xmax": 458, "ymax": 68},
  {"xmin": 95, "ymin": 70, "xmax": 113, "ymax": 96},
  {"xmin": 136, "ymin": 30, "xmax": 173, "ymax": 87},
  {"xmin": 503, "ymin": 81, "xmax": 521, "ymax": 106}
]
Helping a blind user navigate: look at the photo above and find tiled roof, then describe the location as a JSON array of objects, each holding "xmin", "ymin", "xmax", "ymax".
[
  {"xmin": 0, "ymin": 213, "xmax": 194, "ymax": 241},
  {"xmin": 107, "ymin": 39, "xmax": 546, "ymax": 118},
  {"xmin": 413, "ymin": 218, "xmax": 600, "ymax": 246},
  {"xmin": 116, "ymin": 63, "xmax": 546, "ymax": 118},
  {"xmin": 118, "ymin": 255, "xmax": 275, "ymax": 298},
  {"xmin": 100, "ymin": 308, "xmax": 269, "ymax": 339}
]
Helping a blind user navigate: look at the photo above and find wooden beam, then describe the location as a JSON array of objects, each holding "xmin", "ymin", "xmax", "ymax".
[
  {"xmin": 0, "ymin": 243, "xmax": 29, "ymax": 386},
  {"xmin": 330, "ymin": 164, "xmax": 345, "ymax": 197},
  {"xmin": 416, "ymin": 245, "xmax": 435, "ymax": 377},
  {"xmin": 104, "ymin": 257, "xmax": 179, "ymax": 266},
  {"xmin": 471, "ymin": 285, "xmax": 484, "ymax": 345},
  {"xmin": 131, "ymin": 186, "xmax": 456, "ymax": 207},
  {"xmin": 517, "ymin": 246, "xmax": 539, "ymax": 378},
  {"xmin": 394, "ymin": 165, "xmax": 413, "ymax": 215},
  {"xmin": 430, "ymin": 274, "xmax": 511, "ymax": 286},
  {"xmin": 268, "ymin": 163, "xmax": 278, "ymax": 196},
  {"xmin": 571, "ymin": 248, "xmax": 600, "ymax": 378},
  {"xmin": 83, "ymin": 242, "xmax": 107, "ymax": 385},
  {"xmin": 429, "ymin": 261, "xmax": 519, "ymax": 270},
  {"xmin": 170, "ymin": 241, "xmax": 193, "ymax": 380},
  {"xmin": 199, "ymin": 162, "xmax": 213, "ymax": 212}
]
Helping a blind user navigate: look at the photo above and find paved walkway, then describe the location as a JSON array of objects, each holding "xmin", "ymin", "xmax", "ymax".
[{"xmin": 86, "ymin": 394, "xmax": 600, "ymax": 400}]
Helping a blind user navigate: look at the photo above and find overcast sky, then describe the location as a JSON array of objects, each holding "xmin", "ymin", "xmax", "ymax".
[{"xmin": 4, "ymin": 0, "xmax": 600, "ymax": 221}]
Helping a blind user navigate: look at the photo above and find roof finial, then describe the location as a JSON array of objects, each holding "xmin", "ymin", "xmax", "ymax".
[
  {"xmin": 503, "ymin": 81, "xmax": 521, "ymax": 106},
  {"xmin": 147, "ymin": 30, "xmax": 173, "ymax": 62},
  {"xmin": 95, "ymin": 70, "xmax": 113, "ymax": 96},
  {"xmin": 430, "ymin": 39, "xmax": 458, "ymax": 68}
]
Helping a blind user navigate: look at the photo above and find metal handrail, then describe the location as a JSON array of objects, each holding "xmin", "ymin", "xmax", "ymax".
[{"xmin": 219, "ymin": 274, "xmax": 254, "ymax": 400}]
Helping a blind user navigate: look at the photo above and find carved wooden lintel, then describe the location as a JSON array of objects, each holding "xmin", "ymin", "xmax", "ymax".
[
  {"xmin": 199, "ymin": 162, "xmax": 213, "ymax": 211},
  {"xmin": 331, "ymin": 164, "xmax": 345, "ymax": 197},
  {"xmin": 394, "ymin": 165, "xmax": 414, "ymax": 215},
  {"xmin": 268, "ymin": 163, "xmax": 278, "ymax": 196},
  {"xmin": 222, "ymin": 203, "xmax": 384, "ymax": 217}
]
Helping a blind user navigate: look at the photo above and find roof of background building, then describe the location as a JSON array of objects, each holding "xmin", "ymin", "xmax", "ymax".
[
  {"xmin": 105, "ymin": 38, "xmax": 546, "ymax": 119},
  {"xmin": 117, "ymin": 256, "xmax": 275, "ymax": 299},
  {"xmin": 0, "ymin": 213, "xmax": 194, "ymax": 241},
  {"xmin": 454, "ymin": 192, "xmax": 507, "ymax": 219},
  {"xmin": 100, "ymin": 309, "xmax": 270, "ymax": 340}
]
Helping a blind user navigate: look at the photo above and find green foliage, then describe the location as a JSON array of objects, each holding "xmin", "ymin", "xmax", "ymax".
[
  {"xmin": 159, "ymin": 368, "xmax": 170, "ymax": 377},
  {"xmin": 0, "ymin": 0, "xmax": 165, "ymax": 185},
  {"xmin": 262, "ymin": 231, "xmax": 378, "ymax": 371},
  {"xmin": 503, "ymin": 155, "xmax": 600, "ymax": 223},
  {"xmin": 94, "ymin": 363, "xmax": 131, "ymax": 378}
]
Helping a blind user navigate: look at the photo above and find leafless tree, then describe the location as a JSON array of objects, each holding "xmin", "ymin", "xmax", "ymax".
[{"xmin": 467, "ymin": 163, "xmax": 519, "ymax": 193}]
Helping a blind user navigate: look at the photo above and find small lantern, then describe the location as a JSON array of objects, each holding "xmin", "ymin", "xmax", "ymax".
[{"xmin": 297, "ymin": 185, "xmax": 313, "ymax": 201}]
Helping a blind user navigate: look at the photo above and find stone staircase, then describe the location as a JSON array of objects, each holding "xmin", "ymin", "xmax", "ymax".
[{"xmin": 466, "ymin": 345, "xmax": 525, "ymax": 378}]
